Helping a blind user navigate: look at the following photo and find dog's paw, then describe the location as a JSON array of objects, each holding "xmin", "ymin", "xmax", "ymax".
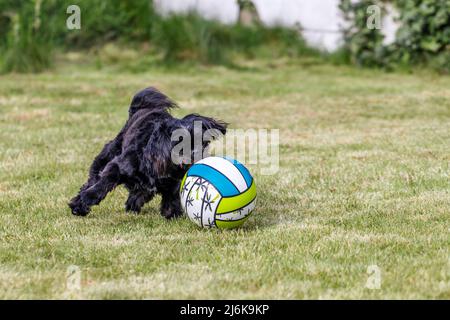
[
  {"xmin": 160, "ymin": 206, "xmax": 183, "ymax": 220},
  {"xmin": 68, "ymin": 197, "xmax": 90, "ymax": 216},
  {"xmin": 125, "ymin": 196, "xmax": 143, "ymax": 213}
]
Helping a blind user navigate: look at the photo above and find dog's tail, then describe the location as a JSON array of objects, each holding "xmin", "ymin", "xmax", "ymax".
[{"xmin": 128, "ymin": 87, "xmax": 178, "ymax": 117}]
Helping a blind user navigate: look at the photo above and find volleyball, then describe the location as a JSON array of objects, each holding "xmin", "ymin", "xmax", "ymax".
[{"xmin": 180, "ymin": 156, "xmax": 256, "ymax": 229}]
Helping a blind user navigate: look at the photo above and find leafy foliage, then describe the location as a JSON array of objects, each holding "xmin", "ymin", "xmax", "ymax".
[
  {"xmin": 339, "ymin": 0, "xmax": 450, "ymax": 72},
  {"xmin": 393, "ymin": 0, "xmax": 450, "ymax": 72},
  {"xmin": 339, "ymin": 0, "xmax": 386, "ymax": 67}
]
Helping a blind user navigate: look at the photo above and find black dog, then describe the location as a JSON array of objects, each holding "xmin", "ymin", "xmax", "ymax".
[{"xmin": 68, "ymin": 87, "xmax": 226, "ymax": 218}]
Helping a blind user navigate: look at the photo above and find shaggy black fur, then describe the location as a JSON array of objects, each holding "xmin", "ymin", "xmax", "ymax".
[{"xmin": 68, "ymin": 87, "xmax": 226, "ymax": 219}]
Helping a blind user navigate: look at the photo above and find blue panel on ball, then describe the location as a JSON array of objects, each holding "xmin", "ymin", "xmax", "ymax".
[
  {"xmin": 223, "ymin": 156, "xmax": 253, "ymax": 188},
  {"xmin": 187, "ymin": 164, "xmax": 240, "ymax": 197}
]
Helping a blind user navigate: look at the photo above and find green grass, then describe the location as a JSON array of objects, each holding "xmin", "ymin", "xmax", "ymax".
[{"xmin": 0, "ymin": 56, "xmax": 449, "ymax": 299}]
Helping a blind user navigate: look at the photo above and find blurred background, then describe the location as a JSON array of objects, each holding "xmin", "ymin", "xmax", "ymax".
[{"xmin": 0, "ymin": 0, "xmax": 448, "ymax": 74}]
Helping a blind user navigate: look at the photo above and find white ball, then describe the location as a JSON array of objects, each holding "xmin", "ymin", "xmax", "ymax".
[{"xmin": 180, "ymin": 156, "xmax": 256, "ymax": 229}]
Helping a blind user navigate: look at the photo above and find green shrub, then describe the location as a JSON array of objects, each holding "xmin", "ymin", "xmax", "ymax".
[
  {"xmin": 392, "ymin": 0, "xmax": 450, "ymax": 73},
  {"xmin": 151, "ymin": 12, "xmax": 311, "ymax": 65},
  {"xmin": 0, "ymin": 0, "xmax": 52, "ymax": 73},
  {"xmin": 0, "ymin": 0, "xmax": 311, "ymax": 72},
  {"xmin": 150, "ymin": 13, "xmax": 229, "ymax": 64},
  {"xmin": 339, "ymin": 0, "xmax": 450, "ymax": 72},
  {"xmin": 0, "ymin": 0, "xmax": 156, "ymax": 73},
  {"xmin": 339, "ymin": 0, "xmax": 387, "ymax": 68},
  {"xmin": 55, "ymin": 0, "xmax": 155, "ymax": 48}
]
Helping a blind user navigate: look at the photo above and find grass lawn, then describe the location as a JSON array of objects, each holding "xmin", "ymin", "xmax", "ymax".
[{"xmin": 0, "ymin": 57, "xmax": 449, "ymax": 299}]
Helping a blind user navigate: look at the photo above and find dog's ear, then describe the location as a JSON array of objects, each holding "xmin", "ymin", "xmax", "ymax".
[
  {"xmin": 181, "ymin": 113, "xmax": 227, "ymax": 141},
  {"xmin": 180, "ymin": 114, "xmax": 227, "ymax": 162},
  {"xmin": 143, "ymin": 122, "xmax": 173, "ymax": 176}
]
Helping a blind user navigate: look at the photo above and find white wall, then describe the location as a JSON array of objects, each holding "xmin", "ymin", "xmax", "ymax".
[
  {"xmin": 155, "ymin": 0, "xmax": 239, "ymax": 24},
  {"xmin": 154, "ymin": 0, "xmax": 398, "ymax": 51}
]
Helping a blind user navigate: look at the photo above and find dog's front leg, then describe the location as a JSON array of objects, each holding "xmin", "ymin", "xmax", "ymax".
[
  {"xmin": 125, "ymin": 183, "xmax": 156, "ymax": 213},
  {"xmin": 69, "ymin": 160, "xmax": 124, "ymax": 216},
  {"xmin": 68, "ymin": 139, "xmax": 122, "ymax": 208},
  {"xmin": 159, "ymin": 180, "xmax": 183, "ymax": 219}
]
